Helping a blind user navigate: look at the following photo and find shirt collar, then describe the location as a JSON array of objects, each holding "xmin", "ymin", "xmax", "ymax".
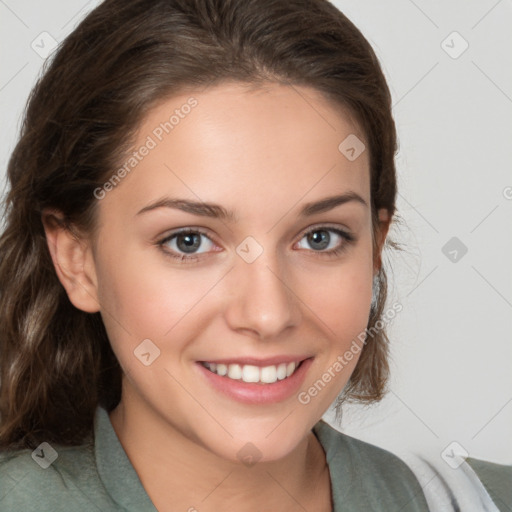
[
  {"xmin": 313, "ymin": 419, "xmax": 360, "ymax": 511},
  {"xmin": 94, "ymin": 405, "xmax": 158, "ymax": 511}
]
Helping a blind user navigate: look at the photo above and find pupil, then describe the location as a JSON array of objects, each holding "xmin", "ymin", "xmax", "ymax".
[
  {"xmin": 309, "ymin": 230, "xmax": 329, "ymax": 250},
  {"xmin": 178, "ymin": 233, "xmax": 200, "ymax": 253}
]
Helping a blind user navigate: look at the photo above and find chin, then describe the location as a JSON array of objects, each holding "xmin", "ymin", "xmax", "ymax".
[{"xmin": 199, "ymin": 416, "xmax": 312, "ymax": 466}]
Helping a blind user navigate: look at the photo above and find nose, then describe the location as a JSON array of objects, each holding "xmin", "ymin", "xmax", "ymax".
[{"xmin": 224, "ymin": 247, "xmax": 301, "ymax": 340}]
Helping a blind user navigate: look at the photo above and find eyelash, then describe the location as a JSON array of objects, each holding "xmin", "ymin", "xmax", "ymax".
[{"xmin": 157, "ymin": 225, "xmax": 356, "ymax": 263}]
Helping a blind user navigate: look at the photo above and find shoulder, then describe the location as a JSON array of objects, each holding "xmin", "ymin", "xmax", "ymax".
[
  {"xmin": 0, "ymin": 441, "xmax": 118, "ymax": 511},
  {"xmin": 313, "ymin": 420, "xmax": 429, "ymax": 511}
]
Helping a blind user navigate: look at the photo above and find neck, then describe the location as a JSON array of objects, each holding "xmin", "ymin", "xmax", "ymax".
[{"xmin": 109, "ymin": 396, "xmax": 331, "ymax": 512}]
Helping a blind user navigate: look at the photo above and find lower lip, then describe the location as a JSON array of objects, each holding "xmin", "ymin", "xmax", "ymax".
[{"xmin": 196, "ymin": 358, "xmax": 313, "ymax": 405}]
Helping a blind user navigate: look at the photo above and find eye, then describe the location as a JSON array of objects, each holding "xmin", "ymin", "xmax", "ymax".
[
  {"xmin": 295, "ymin": 226, "xmax": 355, "ymax": 255},
  {"xmin": 158, "ymin": 228, "xmax": 218, "ymax": 261},
  {"xmin": 157, "ymin": 225, "xmax": 355, "ymax": 263}
]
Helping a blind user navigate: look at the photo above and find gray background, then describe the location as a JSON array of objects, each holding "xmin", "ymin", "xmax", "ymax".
[{"xmin": 1, "ymin": 0, "xmax": 511, "ymax": 467}]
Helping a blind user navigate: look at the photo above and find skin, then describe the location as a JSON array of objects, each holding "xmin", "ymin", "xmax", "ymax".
[{"xmin": 43, "ymin": 81, "xmax": 391, "ymax": 511}]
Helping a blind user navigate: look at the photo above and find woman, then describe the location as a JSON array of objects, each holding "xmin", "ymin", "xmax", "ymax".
[{"xmin": 0, "ymin": 0, "xmax": 430, "ymax": 510}]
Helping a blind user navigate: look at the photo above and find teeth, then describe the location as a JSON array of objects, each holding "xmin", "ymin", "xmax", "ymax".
[
  {"xmin": 260, "ymin": 365, "xmax": 277, "ymax": 383},
  {"xmin": 276, "ymin": 363, "xmax": 287, "ymax": 380},
  {"xmin": 242, "ymin": 365, "xmax": 260, "ymax": 383},
  {"xmin": 227, "ymin": 364, "xmax": 242, "ymax": 380},
  {"xmin": 202, "ymin": 361, "xmax": 299, "ymax": 383}
]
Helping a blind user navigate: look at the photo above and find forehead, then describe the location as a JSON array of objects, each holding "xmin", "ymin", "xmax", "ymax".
[{"xmin": 103, "ymin": 81, "xmax": 370, "ymax": 219}]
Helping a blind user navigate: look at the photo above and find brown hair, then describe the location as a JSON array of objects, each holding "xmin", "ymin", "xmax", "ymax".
[{"xmin": 0, "ymin": 0, "xmax": 399, "ymax": 450}]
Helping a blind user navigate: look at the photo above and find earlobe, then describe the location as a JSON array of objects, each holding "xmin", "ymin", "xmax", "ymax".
[{"xmin": 41, "ymin": 210, "xmax": 100, "ymax": 313}]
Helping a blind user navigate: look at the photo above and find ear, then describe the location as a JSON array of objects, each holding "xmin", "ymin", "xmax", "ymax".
[
  {"xmin": 41, "ymin": 209, "xmax": 100, "ymax": 313},
  {"xmin": 373, "ymin": 208, "xmax": 391, "ymax": 276}
]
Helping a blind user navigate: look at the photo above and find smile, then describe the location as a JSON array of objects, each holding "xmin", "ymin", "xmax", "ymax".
[{"xmin": 200, "ymin": 361, "xmax": 301, "ymax": 384}]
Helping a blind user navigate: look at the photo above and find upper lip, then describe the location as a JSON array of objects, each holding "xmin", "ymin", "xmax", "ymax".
[{"xmin": 198, "ymin": 355, "xmax": 312, "ymax": 367}]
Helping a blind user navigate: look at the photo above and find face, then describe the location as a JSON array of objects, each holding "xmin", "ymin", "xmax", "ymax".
[{"xmin": 80, "ymin": 82, "xmax": 388, "ymax": 462}]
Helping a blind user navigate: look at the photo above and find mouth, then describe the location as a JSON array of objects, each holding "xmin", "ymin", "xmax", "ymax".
[
  {"xmin": 196, "ymin": 355, "xmax": 314, "ymax": 405},
  {"xmin": 196, "ymin": 356, "xmax": 313, "ymax": 405},
  {"xmin": 199, "ymin": 360, "xmax": 303, "ymax": 384}
]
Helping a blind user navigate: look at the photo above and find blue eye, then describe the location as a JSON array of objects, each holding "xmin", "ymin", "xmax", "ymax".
[
  {"xmin": 159, "ymin": 229, "xmax": 216, "ymax": 261},
  {"xmin": 296, "ymin": 227, "xmax": 355, "ymax": 255},
  {"xmin": 158, "ymin": 226, "xmax": 355, "ymax": 263}
]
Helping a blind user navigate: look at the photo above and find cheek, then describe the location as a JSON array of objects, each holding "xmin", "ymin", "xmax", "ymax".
[
  {"xmin": 297, "ymin": 256, "xmax": 374, "ymax": 412},
  {"xmin": 303, "ymin": 249, "xmax": 374, "ymax": 343},
  {"xmin": 94, "ymin": 245, "xmax": 222, "ymax": 351}
]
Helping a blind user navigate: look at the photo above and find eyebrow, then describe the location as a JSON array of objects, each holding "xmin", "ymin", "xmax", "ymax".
[{"xmin": 136, "ymin": 191, "xmax": 367, "ymax": 221}]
